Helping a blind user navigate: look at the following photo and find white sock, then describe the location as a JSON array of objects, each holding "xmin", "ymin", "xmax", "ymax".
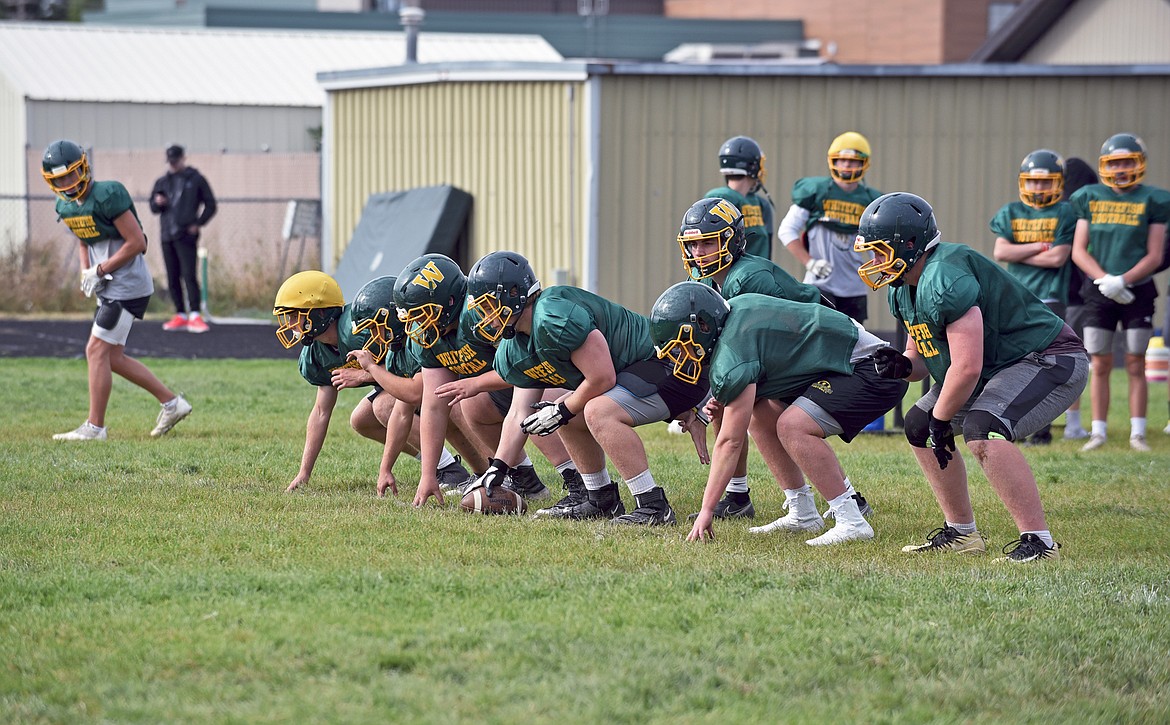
[
  {"xmin": 84, "ymin": 421, "xmax": 106, "ymax": 433},
  {"xmin": 625, "ymin": 469, "xmax": 656, "ymax": 495},
  {"xmin": 726, "ymin": 475, "xmax": 749, "ymax": 494},
  {"xmin": 1065, "ymin": 409, "xmax": 1082, "ymax": 429},
  {"xmin": 843, "ymin": 476, "xmax": 856, "ymax": 495},
  {"xmin": 1023, "ymin": 530, "xmax": 1055, "ymax": 548},
  {"xmin": 1091, "ymin": 420, "xmax": 1107, "ymax": 437},
  {"xmin": 947, "ymin": 520, "xmax": 978, "ymax": 535},
  {"xmin": 581, "ymin": 469, "xmax": 611, "ymax": 491},
  {"xmin": 517, "ymin": 455, "xmax": 533, "ymax": 467},
  {"xmin": 1130, "ymin": 418, "xmax": 1147, "ymax": 438},
  {"xmin": 555, "ymin": 460, "xmax": 577, "ymax": 474},
  {"xmin": 190, "ymin": 312, "xmax": 202, "ymax": 320},
  {"xmin": 783, "ymin": 484, "xmax": 812, "ymax": 503},
  {"xmin": 176, "ymin": 312, "xmax": 189, "ymax": 320},
  {"xmin": 437, "ymin": 448, "xmax": 456, "ymax": 469}
]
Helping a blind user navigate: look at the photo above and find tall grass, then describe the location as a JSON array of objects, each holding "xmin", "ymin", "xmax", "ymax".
[{"xmin": 2, "ymin": 359, "xmax": 1168, "ymax": 723}]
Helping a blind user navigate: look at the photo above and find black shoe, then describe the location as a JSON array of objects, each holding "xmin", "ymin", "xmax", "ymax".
[
  {"xmin": 612, "ymin": 487, "xmax": 677, "ymax": 526},
  {"xmin": 994, "ymin": 533, "xmax": 1061, "ymax": 563},
  {"xmin": 504, "ymin": 465, "xmax": 551, "ymax": 500},
  {"xmin": 1025, "ymin": 426, "xmax": 1053, "ymax": 446},
  {"xmin": 437, "ymin": 456, "xmax": 474, "ymax": 495},
  {"xmin": 687, "ymin": 492, "xmax": 755, "ymax": 521},
  {"xmin": 534, "ymin": 468, "xmax": 587, "ymax": 516},
  {"xmin": 541, "ymin": 482, "xmax": 624, "ymax": 519},
  {"xmin": 823, "ymin": 492, "xmax": 874, "ymax": 520}
]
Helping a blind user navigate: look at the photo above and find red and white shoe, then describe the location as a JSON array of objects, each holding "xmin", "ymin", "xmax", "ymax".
[
  {"xmin": 186, "ymin": 316, "xmax": 210, "ymax": 334},
  {"xmin": 162, "ymin": 314, "xmax": 188, "ymax": 331}
]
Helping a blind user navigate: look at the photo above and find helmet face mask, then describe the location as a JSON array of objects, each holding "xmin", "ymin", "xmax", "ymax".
[
  {"xmin": 393, "ymin": 254, "xmax": 466, "ymax": 349},
  {"xmin": 677, "ymin": 198, "xmax": 747, "ymax": 280},
  {"xmin": 272, "ymin": 271, "xmax": 345, "ymax": 348},
  {"xmin": 350, "ymin": 275, "xmax": 401, "ymax": 363},
  {"xmin": 42, "ymin": 140, "xmax": 91, "ymax": 201},
  {"xmin": 649, "ymin": 281, "xmax": 730, "ymax": 384},
  {"xmin": 1098, "ymin": 133, "xmax": 1146, "ymax": 190},
  {"xmin": 827, "ymin": 132, "xmax": 872, "ymax": 184},
  {"xmin": 718, "ymin": 136, "xmax": 766, "ymax": 187},
  {"xmin": 1018, "ymin": 149, "xmax": 1065, "ymax": 208},
  {"xmin": 465, "ymin": 251, "xmax": 540, "ymax": 343},
  {"xmin": 854, "ymin": 192, "xmax": 941, "ymax": 291}
]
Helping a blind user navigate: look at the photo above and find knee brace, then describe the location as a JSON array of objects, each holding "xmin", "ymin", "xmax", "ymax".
[
  {"xmin": 904, "ymin": 405, "xmax": 931, "ymax": 448},
  {"xmin": 962, "ymin": 410, "xmax": 1014, "ymax": 442}
]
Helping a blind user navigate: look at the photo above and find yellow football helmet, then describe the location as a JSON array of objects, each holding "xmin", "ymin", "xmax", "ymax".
[
  {"xmin": 272, "ymin": 271, "xmax": 345, "ymax": 348},
  {"xmin": 828, "ymin": 132, "xmax": 871, "ymax": 184}
]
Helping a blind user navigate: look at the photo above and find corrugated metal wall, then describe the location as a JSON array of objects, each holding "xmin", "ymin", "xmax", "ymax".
[
  {"xmin": 329, "ymin": 81, "xmax": 587, "ymax": 281},
  {"xmin": 327, "ymin": 69, "xmax": 1170, "ymax": 334},
  {"xmin": 592, "ymin": 72, "xmax": 1170, "ymax": 332}
]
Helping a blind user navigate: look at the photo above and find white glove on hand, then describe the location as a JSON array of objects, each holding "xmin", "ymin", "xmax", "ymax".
[
  {"xmin": 1114, "ymin": 287, "xmax": 1136, "ymax": 305},
  {"xmin": 80, "ymin": 265, "xmax": 111, "ymax": 298},
  {"xmin": 805, "ymin": 258, "xmax": 833, "ymax": 279},
  {"xmin": 520, "ymin": 401, "xmax": 575, "ymax": 437},
  {"xmin": 1094, "ymin": 274, "xmax": 1126, "ymax": 298}
]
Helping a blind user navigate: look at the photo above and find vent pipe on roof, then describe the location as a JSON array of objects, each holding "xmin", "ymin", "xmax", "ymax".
[{"xmin": 400, "ymin": 0, "xmax": 425, "ymax": 64}]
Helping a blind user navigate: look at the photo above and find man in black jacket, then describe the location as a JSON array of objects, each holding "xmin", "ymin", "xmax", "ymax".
[{"xmin": 150, "ymin": 144, "xmax": 217, "ymax": 333}]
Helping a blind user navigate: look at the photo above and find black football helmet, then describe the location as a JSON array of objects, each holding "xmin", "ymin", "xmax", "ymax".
[
  {"xmin": 854, "ymin": 192, "xmax": 941, "ymax": 290},
  {"xmin": 42, "ymin": 139, "xmax": 91, "ymax": 201},
  {"xmin": 677, "ymin": 197, "xmax": 747, "ymax": 280},
  {"xmin": 649, "ymin": 281, "xmax": 730, "ymax": 385},
  {"xmin": 718, "ymin": 135, "xmax": 767, "ymax": 185},
  {"xmin": 1098, "ymin": 133, "xmax": 1146, "ymax": 190},
  {"xmin": 272, "ymin": 270, "xmax": 345, "ymax": 348},
  {"xmin": 1018, "ymin": 149, "xmax": 1065, "ymax": 208},
  {"xmin": 465, "ymin": 251, "xmax": 541, "ymax": 343},
  {"xmin": 350, "ymin": 275, "xmax": 404, "ymax": 363},
  {"xmin": 393, "ymin": 254, "xmax": 466, "ymax": 349}
]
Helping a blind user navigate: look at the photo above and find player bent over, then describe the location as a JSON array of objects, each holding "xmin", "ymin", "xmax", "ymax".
[
  {"xmin": 855, "ymin": 192, "xmax": 1088, "ymax": 562},
  {"xmin": 273, "ymin": 271, "xmax": 474, "ymax": 494},
  {"xmin": 43, "ymin": 139, "xmax": 191, "ymax": 441},
  {"xmin": 460, "ymin": 251, "xmax": 709, "ymax": 525},
  {"xmin": 650, "ymin": 282, "xmax": 906, "ymax": 545}
]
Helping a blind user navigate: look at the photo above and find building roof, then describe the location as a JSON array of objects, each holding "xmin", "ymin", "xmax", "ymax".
[
  {"xmin": 0, "ymin": 22, "xmax": 561, "ymax": 107},
  {"xmin": 206, "ymin": 7, "xmax": 805, "ymax": 62},
  {"xmin": 969, "ymin": 0, "xmax": 1078, "ymax": 62}
]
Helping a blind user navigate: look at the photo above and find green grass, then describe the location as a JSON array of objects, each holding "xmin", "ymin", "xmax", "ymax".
[{"xmin": 3, "ymin": 359, "xmax": 1169, "ymax": 724}]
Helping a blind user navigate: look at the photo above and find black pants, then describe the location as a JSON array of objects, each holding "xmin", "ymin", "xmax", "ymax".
[{"xmin": 161, "ymin": 232, "xmax": 201, "ymax": 314}]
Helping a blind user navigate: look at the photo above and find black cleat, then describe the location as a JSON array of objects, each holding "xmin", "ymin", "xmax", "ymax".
[
  {"xmin": 437, "ymin": 456, "xmax": 474, "ymax": 495},
  {"xmin": 504, "ymin": 465, "xmax": 551, "ymax": 500},
  {"xmin": 688, "ymin": 493, "xmax": 755, "ymax": 521},
  {"xmin": 612, "ymin": 487, "xmax": 677, "ymax": 526},
  {"xmin": 533, "ymin": 468, "xmax": 587, "ymax": 516},
  {"xmin": 540, "ymin": 482, "xmax": 624, "ymax": 519}
]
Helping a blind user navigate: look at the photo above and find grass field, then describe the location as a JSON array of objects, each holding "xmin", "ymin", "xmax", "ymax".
[{"xmin": 3, "ymin": 358, "xmax": 1169, "ymax": 723}]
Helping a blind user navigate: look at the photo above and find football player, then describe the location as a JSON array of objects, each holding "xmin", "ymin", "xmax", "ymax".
[
  {"xmin": 990, "ymin": 149, "xmax": 1079, "ymax": 445},
  {"xmin": 460, "ymin": 251, "xmax": 709, "ymax": 525},
  {"xmin": 855, "ymin": 192, "xmax": 1088, "ymax": 562},
  {"xmin": 651, "ymin": 282, "xmax": 906, "ymax": 546},
  {"xmin": 43, "ymin": 139, "xmax": 192, "ymax": 442},
  {"xmin": 1069, "ymin": 133, "xmax": 1170, "ymax": 452},
  {"xmin": 273, "ymin": 271, "xmax": 474, "ymax": 494},
  {"xmin": 704, "ymin": 135, "xmax": 775, "ymax": 260},
  {"xmin": 676, "ymin": 197, "xmax": 874, "ymax": 528},
  {"xmin": 395, "ymin": 253, "xmax": 578, "ymax": 508},
  {"xmin": 778, "ymin": 131, "xmax": 883, "ymax": 325}
]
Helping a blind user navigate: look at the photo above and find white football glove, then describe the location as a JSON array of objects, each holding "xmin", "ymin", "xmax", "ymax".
[
  {"xmin": 805, "ymin": 258, "xmax": 833, "ymax": 279},
  {"xmin": 520, "ymin": 401, "xmax": 575, "ymax": 437},
  {"xmin": 1094, "ymin": 274, "xmax": 1126, "ymax": 298},
  {"xmin": 79, "ymin": 264, "xmax": 111, "ymax": 298}
]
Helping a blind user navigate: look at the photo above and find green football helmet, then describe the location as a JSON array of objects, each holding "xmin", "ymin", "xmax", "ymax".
[
  {"xmin": 465, "ymin": 251, "xmax": 541, "ymax": 343},
  {"xmin": 272, "ymin": 270, "xmax": 345, "ymax": 348},
  {"xmin": 1018, "ymin": 149, "xmax": 1065, "ymax": 208},
  {"xmin": 854, "ymin": 192, "xmax": 941, "ymax": 290},
  {"xmin": 677, "ymin": 197, "xmax": 747, "ymax": 280},
  {"xmin": 1098, "ymin": 133, "xmax": 1146, "ymax": 190},
  {"xmin": 350, "ymin": 275, "xmax": 404, "ymax": 363},
  {"xmin": 393, "ymin": 254, "xmax": 466, "ymax": 349},
  {"xmin": 649, "ymin": 281, "xmax": 730, "ymax": 385},
  {"xmin": 42, "ymin": 139, "xmax": 91, "ymax": 201}
]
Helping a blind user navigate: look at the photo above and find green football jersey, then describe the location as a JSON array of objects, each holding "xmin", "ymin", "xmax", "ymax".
[
  {"xmin": 791, "ymin": 176, "xmax": 882, "ymax": 236},
  {"xmin": 887, "ymin": 243, "xmax": 1064, "ymax": 391},
  {"xmin": 705, "ymin": 185, "xmax": 775, "ymax": 259},
  {"xmin": 1069, "ymin": 183, "xmax": 1170, "ymax": 276},
  {"xmin": 989, "ymin": 200, "xmax": 1076, "ymax": 303},
  {"xmin": 410, "ymin": 317, "xmax": 495, "ymax": 379},
  {"xmin": 56, "ymin": 180, "xmax": 153, "ymax": 300},
  {"xmin": 708, "ymin": 293, "xmax": 859, "ymax": 404},
  {"xmin": 298, "ymin": 306, "xmax": 372, "ymax": 387},
  {"xmin": 385, "ymin": 344, "xmax": 421, "ymax": 379},
  {"xmin": 701, "ymin": 252, "xmax": 821, "ymax": 303},
  {"xmin": 494, "ymin": 287, "xmax": 653, "ymax": 389}
]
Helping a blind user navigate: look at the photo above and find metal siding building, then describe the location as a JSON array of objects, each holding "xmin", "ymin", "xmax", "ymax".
[{"xmin": 320, "ymin": 62, "xmax": 1170, "ymax": 333}]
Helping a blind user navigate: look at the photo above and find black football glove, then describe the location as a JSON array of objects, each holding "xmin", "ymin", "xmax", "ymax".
[
  {"xmin": 927, "ymin": 414, "xmax": 956, "ymax": 470},
  {"xmin": 520, "ymin": 401, "xmax": 575, "ymax": 437},
  {"xmin": 475, "ymin": 457, "xmax": 511, "ymax": 496},
  {"xmin": 873, "ymin": 347, "xmax": 913, "ymax": 379}
]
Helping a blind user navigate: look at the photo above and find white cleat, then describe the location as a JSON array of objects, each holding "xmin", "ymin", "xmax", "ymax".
[
  {"xmin": 749, "ymin": 491, "xmax": 824, "ymax": 534},
  {"xmin": 53, "ymin": 422, "xmax": 107, "ymax": 441},
  {"xmin": 151, "ymin": 395, "xmax": 192, "ymax": 438}
]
